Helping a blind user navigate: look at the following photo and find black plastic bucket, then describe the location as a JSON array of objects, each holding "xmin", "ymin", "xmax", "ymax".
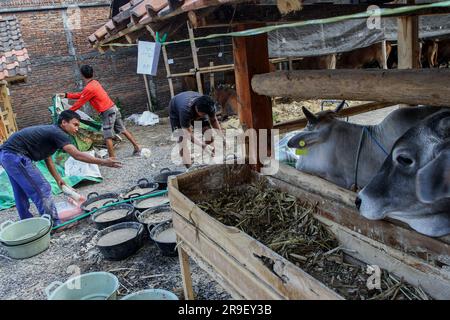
[
  {"xmin": 96, "ymin": 222, "xmax": 144, "ymax": 261},
  {"xmin": 152, "ymin": 168, "xmax": 184, "ymax": 190},
  {"xmin": 149, "ymin": 220, "xmax": 177, "ymax": 257},
  {"xmin": 91, "ymin": 204, "xmax": 136, "ymax": 230},
  {"xmin": 135, "ymin": 204, "xmax": 172, "ymax": 241},
  {"xmin": 80, "ymin": 192, "xmax": 120, "ymax": 213}
]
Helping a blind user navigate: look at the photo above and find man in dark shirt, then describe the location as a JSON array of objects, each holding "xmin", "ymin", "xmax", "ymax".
[
  {"xmin": 0, "ymin": 110, "xmax": 121, "ymax": 225},
  {"xmin": 169, "ymin": 91, "xmax": 224, "ymax": 167}
]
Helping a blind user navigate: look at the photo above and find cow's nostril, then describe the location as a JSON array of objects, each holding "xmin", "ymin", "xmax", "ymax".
[{"xmin": 355, "ymin": 197, "xmax": 362, "ymax": 210}]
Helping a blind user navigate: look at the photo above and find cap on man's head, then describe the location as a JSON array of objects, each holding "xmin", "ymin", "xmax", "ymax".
[{"xmin": 193, "ymin": 95, "xmax": 216, "ymax": 116}]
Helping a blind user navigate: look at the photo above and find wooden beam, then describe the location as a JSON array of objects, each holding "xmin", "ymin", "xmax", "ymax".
[
  {"xmin": 233, "ymin": 24, "xmax": 273, "ymax": 170},
  {"xmin": 142, "ymin": 75, "xmax": 154, "ymax": 112},
  {"xmin": 187, "ymin": 21, "xmax": 203, "ymax": 94},
  {"xmin": 382, "ymin": 40, "xmax": 388, "ymax": 70},
  {"xmin": 397, "ymin": 1, "xmax": 420, "ymax": 69},
  {"xmin": 252, "ymin": 69, "xmax": 450, "ymax": 107},
  {"xmin": 273, "ymin": 102, "xmax": 395, "ymax": 134},
  {"xmin": 209, "ymin": 61, "xmax": 214, "ymax": 90}
]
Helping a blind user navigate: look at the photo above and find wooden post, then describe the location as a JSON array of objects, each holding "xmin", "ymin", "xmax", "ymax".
[
  {"xmin": 178, "ymin": 245, "xmax": 195, "ymax": 300},
  {"xmin": 142, "ymin": 75, "xmax": 153, "ymax": 112},
  {"xmin": 162, "ymin": 45, "xmax": 175, "ymax": 98},
  {"xmin": 382, "ymin": 40, "xmax": 388, "ymax": 69},
  {"xmin": 288, "ymin": 57, "xmax": 293, "ymax": 71},
  {"xmin": 146, "ymin": 26, "xmax": 174, "ymax": 98},
  {"xmin": 187, "ymin": 21, "xmax": 203, "ymax": 94},
  {"xmin": 397, "ymin": 0, "xmax": 420, "ymax": 69},
  {"xmin": 233, "ymin": 24, "xmax": 273, "ymax": 171},
  {"xmin": 209, "ymin": 61, "xmax": 214, "ymax": 92}
]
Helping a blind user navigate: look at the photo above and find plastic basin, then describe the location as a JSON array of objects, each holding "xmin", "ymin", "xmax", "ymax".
[
  {"xmin": 96, "ymin": 222, "xmax": 144, "ymax": 261},
  {"xmin": 91, "ymin": 204, "xmax": 136, "ymax": 230},
  {"xmin": 0, "ymin": 214, "xmax": 52, "ymax": 246},
  {"xmin": 149, "ymin": 220, "xmax": 178, "ymax": 257},
  {"xmin": 1, "ymin": 226, "xmax": 51, "ymax": 259},
  {"xmin": 45, "ymin": 272, "xmax": 119, "ymax": 300},
  {"xmin": 121, "ymin": 289, "xmax": 178, "ymax": 300}
]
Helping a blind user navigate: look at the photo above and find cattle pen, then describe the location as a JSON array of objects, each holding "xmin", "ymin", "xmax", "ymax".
[{"xmin": 88, "ymin": 0, "xmax": 450, "ymax": 300}]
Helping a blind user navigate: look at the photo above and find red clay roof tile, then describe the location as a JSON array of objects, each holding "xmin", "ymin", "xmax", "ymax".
[{"xmin": 0, "ymin": 15, "xmax": 30, "ymax": 82}]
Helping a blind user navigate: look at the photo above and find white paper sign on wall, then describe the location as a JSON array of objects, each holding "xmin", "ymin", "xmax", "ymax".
[{"xmin": 137, "ymin": 41, "xmax": 161, "ymax": 76}]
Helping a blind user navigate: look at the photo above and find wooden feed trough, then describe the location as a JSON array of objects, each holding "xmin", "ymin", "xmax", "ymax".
[{"xmin": 168, "ymin": 164, "xmax": 450, "ymax": 300}]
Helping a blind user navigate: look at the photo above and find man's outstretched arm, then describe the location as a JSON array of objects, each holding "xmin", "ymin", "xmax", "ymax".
[{"xmin": 62, "ymin": 144, "xmax": 122, "ymax": 168}]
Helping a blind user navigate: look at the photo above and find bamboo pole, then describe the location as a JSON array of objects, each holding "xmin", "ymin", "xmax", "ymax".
[
  {"xmin": 187, "ymin": 21, "xmax": 203, "ymax": 94},
  {"xmin": 209, "ymin": 61, "xmax": 215, "ymax": 91},
  {"xmin": 142, "ymin": 75, "xmax": 153, "ymax": 112}
]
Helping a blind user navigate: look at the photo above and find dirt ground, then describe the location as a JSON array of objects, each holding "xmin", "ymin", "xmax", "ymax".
[
  {"xmin": 0, "ymin": 100, "xmax": 396, "ymax": 300},
  {"xmin": 0, "ymin": 117, "xmax": 230, "ymax": 300}
]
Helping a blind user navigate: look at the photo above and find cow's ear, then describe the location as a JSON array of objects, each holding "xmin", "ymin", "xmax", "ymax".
[
  {"xmin": 334, "ymin": 100, "xmax": 346, "ymax": 114},
  {"xmin": 302, "ymin": 106, "xmax": 318, "ymax": 124},
  {"xmin": 416, "ymin": 150, "xmax": 450, "ymax": 203}
]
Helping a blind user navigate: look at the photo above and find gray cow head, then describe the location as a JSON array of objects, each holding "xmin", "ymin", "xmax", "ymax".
[
  {"xmin": 286, "ymin": 101, "xmax": 360, "ymax": 188},
  {"xmin": 287, "ymin": 101, "xmax": 346, "ymax": 149},
  {"xmin": 356, "ymin": 110, "xmax": 450, "ymax": 237}
]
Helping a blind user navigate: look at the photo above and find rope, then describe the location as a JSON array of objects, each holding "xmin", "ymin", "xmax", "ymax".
[
  {"xmin": 353, "ymin": 126, "xmax": 389, "ymax": 191},
  {"xmin": 363, "ymin": 126, "xmax": 389, "ymax": 156},
  {"xmin": 51, "ymin": 189, "xmax": 168, "ymax": 230}
]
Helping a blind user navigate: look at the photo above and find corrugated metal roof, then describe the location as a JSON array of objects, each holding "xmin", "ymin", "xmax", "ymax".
[{"xmin": 0, "ymin": 15, "xmax": 31, "ymax": 82}]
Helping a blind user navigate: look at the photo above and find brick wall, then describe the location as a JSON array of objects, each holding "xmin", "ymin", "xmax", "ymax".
[
  {"xmin": 4, "ymin": 2, "xmax": 234, "ymax": 128},
  {"xmin": 5, "ymin": 4, "xmax": 149, "ymax": 128}
]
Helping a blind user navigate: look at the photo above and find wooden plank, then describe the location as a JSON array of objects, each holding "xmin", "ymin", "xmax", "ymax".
[
  {"xmin": 273, "ymin": 102, "xmax": 394, "ymax": 134},
  {"xmin": 251, "ymin": 69, "xmax": 450, "ymax": 106},
  {"xmin": 187, "ymin": 21, "xmax": 203, "ymax": 94},
  {"xmin": 173, "ymin": 212, "xmax": 285, "ymax": 299},
  {"xmin": 232, "ymin": 24, "xmax": 273, "ymax": 170},
  {"xmin": 178, "ymin": 246, "xmax": 195, "ymax": 300},
  {"xmin": 178, "ymin": 243, "xmax": 245, "ymax": 299},
  {"xmin": 169, "ymin": 175, "xmax": 344, "ymax": 300},
  {"xmin": 317, "ymin": 216, "xmax": 450, "ymax": 300},
  {"xmin": 270, "ymin": 164, "xmax": 450, "ymax": 257}
]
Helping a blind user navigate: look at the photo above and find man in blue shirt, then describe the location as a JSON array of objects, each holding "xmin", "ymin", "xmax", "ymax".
[{"xmin": 0, "ymin": 110, "xmax": 121, "ymax": 225}]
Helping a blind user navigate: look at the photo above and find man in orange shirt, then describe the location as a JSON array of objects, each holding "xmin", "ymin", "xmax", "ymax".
[{"xmin": 59, "ymin": 65, "xmax": 141, "ymax": 158}]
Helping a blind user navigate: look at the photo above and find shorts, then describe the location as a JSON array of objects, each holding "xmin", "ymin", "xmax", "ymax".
[{"xmin": 101, "ymin": 105, "xmax": 126, "ymax": 139}]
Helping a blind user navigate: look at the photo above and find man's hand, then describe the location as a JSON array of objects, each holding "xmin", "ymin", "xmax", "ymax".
[
  {"xmin": 102, "ymin": 157, "xmax": 122, "ymax": 168},
  {"xmin": 57, "ymin": 179, "xmax": 66, "ymax": 189},
  {"xmin": 56, "ymin": 93, "xmax": 66, "ymax": 98},
  {"xmin": 204, "ymin": 144, "xmax": 215, "ymax": 156}
]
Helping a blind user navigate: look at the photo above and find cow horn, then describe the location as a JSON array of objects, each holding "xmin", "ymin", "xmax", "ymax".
[
  {"xmin": 302, "ymin": 106, "xmax": 318, "ymax": 124},
  {"xmin": 334, "ymin": 100, "xmax": 346, "ymax": 113}
]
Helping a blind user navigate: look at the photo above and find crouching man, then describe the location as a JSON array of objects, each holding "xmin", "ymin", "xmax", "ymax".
[
  {"xmin": 0, "ymin": 110, "xmax": 121, "ymax": 225},
  {"xmin": 169, "ymin": 91, "xmax": 225, "ymax": 168}
]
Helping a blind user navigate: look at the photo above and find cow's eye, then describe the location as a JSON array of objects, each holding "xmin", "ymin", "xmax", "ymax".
[{"xmin": 396, "ymin": 155, "xmax": 414, "ymax": 166}]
